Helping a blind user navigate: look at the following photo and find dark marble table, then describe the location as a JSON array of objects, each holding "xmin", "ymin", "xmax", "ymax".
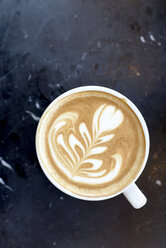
[{"xmin": 0, "ymin": 0, "xmax": 166, "ymax": 247}]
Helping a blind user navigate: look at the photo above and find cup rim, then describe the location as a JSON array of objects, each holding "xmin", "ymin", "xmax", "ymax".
[{"xmin": 36, "ymin": 86, "xmax": 150, "ymax": 201}]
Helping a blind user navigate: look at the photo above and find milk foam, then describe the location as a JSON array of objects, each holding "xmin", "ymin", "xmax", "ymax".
[{"xmin": 48, "ymin": 104, "xmax": 124, "ymax": 184}]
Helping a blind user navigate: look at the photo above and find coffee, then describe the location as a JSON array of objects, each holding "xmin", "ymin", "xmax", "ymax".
[{"xmin": 36, "ymin": 91, "xmax": 145, "ymax": 198}]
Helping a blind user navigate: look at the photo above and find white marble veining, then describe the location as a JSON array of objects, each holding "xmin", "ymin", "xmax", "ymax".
[
  {"xmin": 25, "ymin": 111, "xmax": 40, "ymax": 121},
  {"xmin": 0, "ymin": 157, "xmax": 13, "ymax": 170},
  {"xmin": 0, "ymin": 178, "xmax": 13, "ymax": 191}
]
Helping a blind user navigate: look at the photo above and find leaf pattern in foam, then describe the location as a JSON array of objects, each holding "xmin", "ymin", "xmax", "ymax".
[
  {"xmin": 93, "ymin": 104, "xmax": 124, "ymax": 136},
  {"xmin": 52, "ymin": 104, "xmax": 124, "ymax": 183},
  {"xmin": 96, "ymin": 134, "xmax": 115, "ymax": 145},
  {"xmin": 79, "ymin": 123, "xmax": 91, "ymax": 147},
  {"xmin": 73, "ymin": 104, "xmax": 123, "ymax": 176},
  {"xmin": 89, "ymin": 147, "xmax": 107, "ymax": 155}
]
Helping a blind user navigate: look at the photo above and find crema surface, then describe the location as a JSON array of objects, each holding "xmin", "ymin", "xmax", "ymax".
[{"xmin": 36, "ymin": 91, "xmax": 145, "ymax": 197}]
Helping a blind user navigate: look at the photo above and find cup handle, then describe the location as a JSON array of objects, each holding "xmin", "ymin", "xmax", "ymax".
[{"xmin": 123, "ymin": 183, "xmax": 147, "ymax": 209}]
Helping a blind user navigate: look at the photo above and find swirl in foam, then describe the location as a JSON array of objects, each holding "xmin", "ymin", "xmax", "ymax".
[
  {"xmin": 36, "ymin": 91, "xmax": 145, "ymax": 197},
  {"xmin": 48, "ymin": 104, "xmax": 123, "ymax": 184}
]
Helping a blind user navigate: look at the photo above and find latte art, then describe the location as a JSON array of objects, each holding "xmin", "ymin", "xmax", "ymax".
[
  {"xmin": 36, "ymin": 91, "xmax": 145, "ymax": 197},
  {"xmin": 49, "ymin": 104, "xmax": 124, "ymax": 184}
]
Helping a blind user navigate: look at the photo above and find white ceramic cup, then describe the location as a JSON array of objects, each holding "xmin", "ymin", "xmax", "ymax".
[{"xmin": 36, "ymin": 86, "xmax": 150, "ymax": 209}]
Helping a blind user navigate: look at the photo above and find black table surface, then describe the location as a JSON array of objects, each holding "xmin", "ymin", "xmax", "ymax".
[{"xmin": 0, "ymin": 0, "xmax": 166, "ymax": 247}]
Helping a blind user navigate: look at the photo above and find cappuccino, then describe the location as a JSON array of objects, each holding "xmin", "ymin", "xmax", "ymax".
[{"xmin": 36, "ymin": 90, "xmax": 145, "ymax": 198}]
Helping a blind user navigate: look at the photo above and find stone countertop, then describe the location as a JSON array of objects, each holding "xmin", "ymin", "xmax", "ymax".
[{"xmin": 0, "ymin": 0, "xmax": 166, "ymax": 247}]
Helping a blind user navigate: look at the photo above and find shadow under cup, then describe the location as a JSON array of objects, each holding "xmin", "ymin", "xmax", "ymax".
[{"xmin": 35, "ymin": 86, "xmax": 150, "ymax": 206}]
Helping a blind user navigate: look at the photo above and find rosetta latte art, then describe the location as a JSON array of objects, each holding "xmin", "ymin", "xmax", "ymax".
[{"xmin": 48, "ymin": 104, "xmax": 124, "ymax": 184}]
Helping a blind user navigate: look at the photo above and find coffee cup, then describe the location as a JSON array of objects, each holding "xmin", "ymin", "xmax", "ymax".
[{"xmin": 36, "ymin": 86, "xmax": 150, "ymax": 209}]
